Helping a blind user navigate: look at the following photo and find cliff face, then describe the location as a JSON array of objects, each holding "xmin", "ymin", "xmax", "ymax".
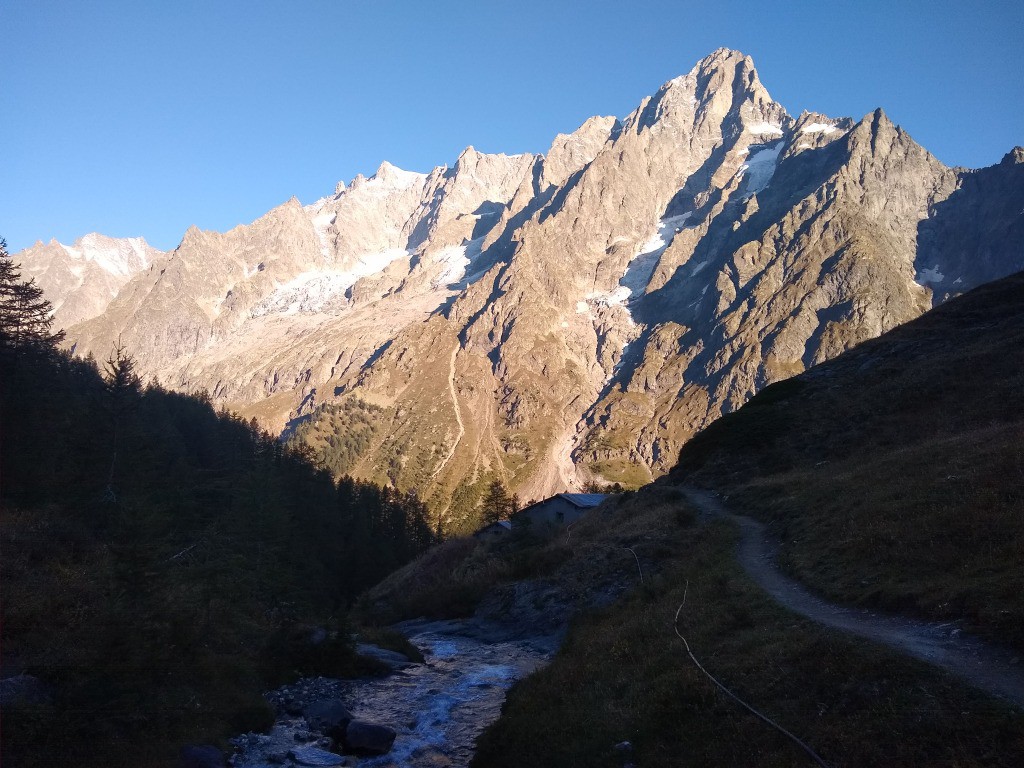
[{"xmin": 17, "ymin": 49, "xmax": 1024, "ymax": 525}]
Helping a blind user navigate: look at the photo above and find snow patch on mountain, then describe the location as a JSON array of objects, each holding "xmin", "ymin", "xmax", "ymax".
[
  {"xmin": 746, "ymin": 122, "xmax": 784, "ymax": 136},
  {"xmin": 351, "ymin": 248, "xmax": 410, "ymax": 277},
  {"xmin": 251, "ymin": 248, "xmax": 410, "ymax": 317},
  {"xmin": 250, "ymin": 271, "xmax": 356, "ymax": 317},
  {"xmin": 432, "ymin": 237, "xmax": 486, "ymax": 288},
  {"xmin": 62, "ymin": 234, "xmax": 154, "ymax": 280},
  {"xmin": 588, "ymin": 286, "xmax": 633, "ymax": 307},
  {"xmin": 738, "ymin": 142, "xmax": 784, "ymax": 196},
  {"xmin": 371, "ymin": 161, "xmax": 427, "ymax": 190},
  {"xmin": 916, "ymin": 265, "xmax": 946, "ymax": 285},
  {"xmin": 689, "ymin": 259, "xmax": 710, "ymax": 276},
  {"xmin": 801, "ymin": 122, "xmax": 838, "ymax": 135},
  {"xmin": 310, "ymin": 209, "xmax": 337, "ymax": 259},
  {"xmin": 619, "ymin": 213, "xmax": 693, "ymax": 298}
]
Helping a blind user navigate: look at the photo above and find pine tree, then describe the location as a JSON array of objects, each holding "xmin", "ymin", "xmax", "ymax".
[
  {"xmin": 0, "ymin": 238, "xmax": 64, "ymax": 363},
  {"xmin": 481, "ymin": 478, "xmax": 514, "ymax": 526},
  {"xmin": 104, "ymin": 338, "xmax": 141, "ymax": 395},
  {"xmin": 101, "ymin": 339, "xmax": 142, "ymax": 502}
]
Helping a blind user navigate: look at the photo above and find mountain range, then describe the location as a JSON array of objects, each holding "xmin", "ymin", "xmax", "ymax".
[{"xmin": 15, "ymin": 48, "xmax": 1024, "ymax": 528}]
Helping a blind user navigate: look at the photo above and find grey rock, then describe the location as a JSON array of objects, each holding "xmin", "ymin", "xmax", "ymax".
[
  {"xmin": 342, "ymin": 720, "xmax": 397, "ymax": 756},
  {"xmin": 303, "ymin": 698, "xmax": 352, "ymax": 737},
  {"xmin": 355, "ymin": 643, "xmax": 415, "ymax": 668},
  {"xmin": 289, "ymin": 746, "xmax": 345, "ymax": 766}
]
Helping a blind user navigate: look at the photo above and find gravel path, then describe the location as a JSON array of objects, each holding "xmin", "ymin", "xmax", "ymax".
[{"xmin": 680, "ymin": 487, "xmax": 1024, "ymax": 709}]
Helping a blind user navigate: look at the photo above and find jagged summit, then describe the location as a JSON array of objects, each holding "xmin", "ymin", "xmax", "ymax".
[
  {"xmin": 15, "ymin": 49, "xmax": 1024, "ymax": 526},
  {"xmin": 696, "ymin": 46, "xmax": 752, "ymax": 70},
  {"xmin": 373, "ymin": 160, "xmax": 427, "ymax": 188}
]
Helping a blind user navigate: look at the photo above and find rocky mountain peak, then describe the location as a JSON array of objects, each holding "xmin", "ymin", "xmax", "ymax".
[
  {"xmin": 1002, "ymin": 147, "xmax": 1024, "ymax": 165},
  {"xmin": 372, "ymin": 160, "xmax": 427, "ymax": 189},
  {"xmin": 18, "ymin": 49, "xmax": 1024, "ymax": 527},
  {"xmin": 13, "ymin": 231, "xmax": 163, "ymax": 329},
  {"xmin": 542, "ymin": 115, "xmax": 619, "ymax": 188},
  {"xmin": 454, "ymin": 146, "xmax": 534, "ymax": 181}
]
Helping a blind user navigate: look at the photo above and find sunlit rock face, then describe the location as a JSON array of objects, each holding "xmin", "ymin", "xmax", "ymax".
[
  {"xmin": 17, "ymin": 49, "xmax": 1024, "ymax": 526},
  {"xmin": 15, "ymin": 233, "xmax": 162, "ymax": 329}
]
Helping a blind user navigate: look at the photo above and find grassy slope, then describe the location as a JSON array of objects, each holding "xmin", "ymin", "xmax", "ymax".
[
  {"xmin": 375, "ymin": 274, "xmax": 1024, "ymax": 765},
  {"xmin": 472, "ymin": 489, "xmax": 1024, "ymax": 767},
  {"xmin": 672, "ymin": 271, "xmax": 1024, "ymax": 649}
]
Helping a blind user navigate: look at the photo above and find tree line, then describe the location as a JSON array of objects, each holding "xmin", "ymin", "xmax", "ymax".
[{"xmin": 0, "ymin": 240, "xmax": 437, "ymax": 767}]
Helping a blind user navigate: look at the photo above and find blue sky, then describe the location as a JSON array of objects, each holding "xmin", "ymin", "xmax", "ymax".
[{"xmin": 3, "ymin": 0, "xmax": 1022, "ymax": 253}]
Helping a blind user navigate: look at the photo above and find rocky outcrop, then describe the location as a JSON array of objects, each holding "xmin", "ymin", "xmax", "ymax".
[{"xmin": 16, "ymin": 49, "xmax": 1024, "ymax": 528}]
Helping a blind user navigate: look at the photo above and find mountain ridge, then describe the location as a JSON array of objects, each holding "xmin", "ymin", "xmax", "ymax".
[{"xmin": 14, "ymin": 48, "xmax": 1024, "ymax": 528}]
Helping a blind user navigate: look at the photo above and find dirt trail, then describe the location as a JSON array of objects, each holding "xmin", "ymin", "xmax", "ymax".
[{"xmin": 681, "ymin": 487, "xmax": 1024, "ymax": 709}]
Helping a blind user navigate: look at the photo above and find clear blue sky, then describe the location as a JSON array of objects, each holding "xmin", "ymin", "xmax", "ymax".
[{"xmin": 3, "ymin": 0, "xmax": 1022, "ymax": 253}]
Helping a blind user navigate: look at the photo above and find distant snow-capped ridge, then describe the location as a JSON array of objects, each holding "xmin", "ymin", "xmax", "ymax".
[{"xmin": 15, "ymin": 233, "xmax": 163, "ymax": 328}]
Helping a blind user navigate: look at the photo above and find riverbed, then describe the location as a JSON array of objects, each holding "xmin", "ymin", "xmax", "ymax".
[{"xmin": 232, "ymin": 619, "xmax": 554, "ymax": 768}]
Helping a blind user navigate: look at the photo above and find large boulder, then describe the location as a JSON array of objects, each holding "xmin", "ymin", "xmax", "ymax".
[
  {"xmin": 304, "ymin": 698, "xmax": 353, "ymax": 739},
  {"xmin": 342, "ymin": 720, "xmax": 397, "ymax": 756},
  {"xmin": 355, "ymin": 643, "xmax": 415, "ymax": 668}
]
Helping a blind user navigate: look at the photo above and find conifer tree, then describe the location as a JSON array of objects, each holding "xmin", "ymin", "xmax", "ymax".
[
  {"xmin": 481, "ymin": 478, "xmax": 514, "ymax": 526},
  {"xmin": 0, "ymin": 238, "xmax": 65, "ymax": 363}
]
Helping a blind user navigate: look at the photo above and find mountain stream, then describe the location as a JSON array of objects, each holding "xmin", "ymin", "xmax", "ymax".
[{"xmin": 232, "ymin": 619, "xmax": 553, "ymax": 768}]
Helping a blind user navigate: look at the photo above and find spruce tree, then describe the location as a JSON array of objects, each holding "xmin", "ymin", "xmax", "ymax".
[
  {"xmin": 0, "ymin": 238, "xmax": 64, "ymax": 363},
  {"xmin": 481, "ymin": 478, "xmax": 514, "ymax": 526}
]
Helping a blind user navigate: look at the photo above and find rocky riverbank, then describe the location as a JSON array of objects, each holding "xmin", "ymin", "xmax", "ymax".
[{"xmin": 228, "ymin": 619, "xmax": 554, "ymax": 768}]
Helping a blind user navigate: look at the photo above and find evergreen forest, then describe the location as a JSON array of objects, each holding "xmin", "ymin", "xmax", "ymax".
[{"xmin": 0, "ymin": 241, "xmax": 437, "ymax": 767}]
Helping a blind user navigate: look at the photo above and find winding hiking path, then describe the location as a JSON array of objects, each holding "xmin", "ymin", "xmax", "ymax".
[{"xmin": 680, "ymin": 487, "xmax": 1024, "ymax": 709}]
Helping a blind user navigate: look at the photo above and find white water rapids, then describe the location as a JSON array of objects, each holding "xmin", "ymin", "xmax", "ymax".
[{"xmin": 233, "ymin": 619, "xmax": 553, "ymax": 768}]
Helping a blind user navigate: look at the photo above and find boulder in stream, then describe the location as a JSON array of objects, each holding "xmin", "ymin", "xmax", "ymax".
[
  {"xmin": 355, "ymin": 643, "xmax": 415, "ymax": 669},
  {"xmin": 289, "ymin": 745, "xmax": 347, "ymax": 766},
  {"xmin": 304, "ymin": 698, "xmax": 353, "ymax": 738},
  {"xmin": 342, "ymin": 720, "xmax": 397, "ymax": 755}
]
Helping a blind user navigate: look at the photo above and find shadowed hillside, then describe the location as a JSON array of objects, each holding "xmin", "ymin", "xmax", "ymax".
[
  {"xmin": 672, "ymin": 270, "xmax": 1024, "ymax": 648},
  {"xmin": 0, "ymin": 242, "xmax": 437, "ymax": 768}
]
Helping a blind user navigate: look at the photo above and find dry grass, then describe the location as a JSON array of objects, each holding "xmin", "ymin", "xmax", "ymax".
[
  {"xmin": 674, "ymin": 272, "xmax": 1024, "ymax": 649},
  {"xmin": 472, "ymin": 493, "xmax": 1024, "ymax": 767},
  {"xmin": 357, "ymin": 537, "xmax": 518, "ymax": 623}
]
